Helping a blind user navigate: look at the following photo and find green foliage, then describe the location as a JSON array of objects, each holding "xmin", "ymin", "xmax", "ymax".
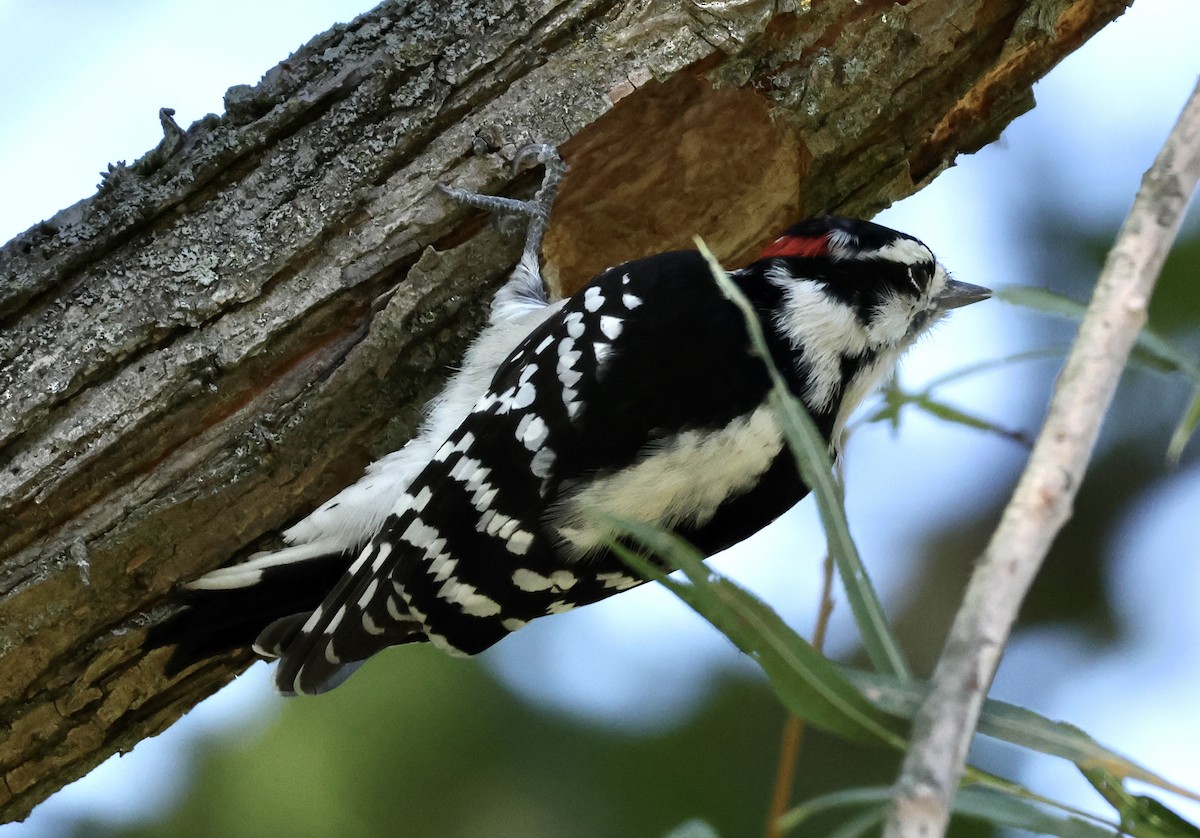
[
  {"xmin": 776, "ymin": 786, "xmax": 1117, "ymax": 837},
  {"xmin": 608, "ymin": 520, "xmax": 903, "ymax": 746},
  {"xmin": 609, "ymin": 515, "xmax": 1199, "ymax": 835},
  {"xmin": 696, "ymin": 240, "xmax": 911, "ymax": 681},
  {"xmin": 84, "ymin": 229, "xmax": 1200, "ymax": 838},
  {"xmin": 597, "ymin": 248, "xmax": 1200, "ymax": 837},
  {"xmin": 78, "ymin": 652, "xmax": 792, "ymax": 838},
  {"xmin": 1083, "ymin": 768, "xmax": 1200, "ymax": 838},
  {"xmin": 995, "ymin": 285, "xmax": 1200, "ymax": 463}
]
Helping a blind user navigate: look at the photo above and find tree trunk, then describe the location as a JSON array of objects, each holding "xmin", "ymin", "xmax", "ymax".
[{"xmin": 0, "ymin": 0, "xmax": 1130, "ymax": 821}]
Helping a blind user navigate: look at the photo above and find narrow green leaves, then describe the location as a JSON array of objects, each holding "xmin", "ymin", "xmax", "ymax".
[
  {"xmin": 608, "ymin": 518, "xmax": 903, "ymax": 746},
  {"xmin": 841, "ymin": 669, "xmax": 1200, "ymax": 805},
  {"xmin": 777, "ymin": 785, "xmax": 1118, "ymax": 837},
  {"xmin": 997, "ymin": 285, "xmax": 1200, "ymax": 462},
  {"xmin": 694, "ymin": 238, "xmax": 911, "ymax": 680}
]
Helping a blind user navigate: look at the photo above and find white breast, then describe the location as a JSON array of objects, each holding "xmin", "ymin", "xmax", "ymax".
[{"xmin": 548, "ymin": 402, "xmax": 784, "ymax": 558}]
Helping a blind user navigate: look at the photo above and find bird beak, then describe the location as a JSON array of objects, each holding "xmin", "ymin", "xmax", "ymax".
[{"xmin": 937, "ymin": 279, "xmax": 991, "ymax": 310}]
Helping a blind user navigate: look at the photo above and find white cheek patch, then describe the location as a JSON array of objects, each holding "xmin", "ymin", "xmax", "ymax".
[
  {"xmin": 928, "ymin": 263, "xmax": 950, "ymax": 299},
  {"xmin": 770, "ymin": 270, "xmax": 868, "ymax": 413},
  {"xmin": 868, "ymin": 261, "xmax": 953, "ymax": 346},
  {"xmin": 866, "ymin": 291, "xmax": 918, "ymax": 346}
]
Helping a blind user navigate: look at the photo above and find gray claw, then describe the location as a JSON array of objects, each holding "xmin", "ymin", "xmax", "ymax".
[{"xmin": 439, "ymin": 144, "xmax": 567, "ymax": 268}]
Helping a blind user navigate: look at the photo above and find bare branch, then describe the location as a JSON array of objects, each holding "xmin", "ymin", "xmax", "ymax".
[{"xmin": 885, "ymin": 78, "xmax": 1200, "ymax": 838}]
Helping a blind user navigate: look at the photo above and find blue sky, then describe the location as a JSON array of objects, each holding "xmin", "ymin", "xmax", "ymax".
[{"xmin": 2, "ymin": 1, "xmax": 1198, "ymax": 834}]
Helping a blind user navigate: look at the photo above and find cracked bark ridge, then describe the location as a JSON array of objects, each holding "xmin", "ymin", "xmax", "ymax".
[{"xmin": 0, "ymin": 0, "xmax": 1130, "ymax": 821}]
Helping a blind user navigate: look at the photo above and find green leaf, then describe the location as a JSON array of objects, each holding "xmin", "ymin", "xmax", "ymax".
[
  {"xmin": 775, "ymin": 787, "xmax": 893, "ymax": 833},
  {"xmin": 1082, "ymin": 767, "xmax": 1200, "ymax": 837},
  {"xmin": 842, "ymin": 670, "xmax": 1200, "ymax": 805},
  {"xmin": 998, "ymin": 285, "xmax": 1200, "ymax": 462},
  {"xmin": 608, "ymin": 517, "xmax": 903, "ymax": 746},
  {"xmin": 1167, "ymin": 385, "xmax": 1200, "ymax": 465},
  {"xmin": 778, "ymin": 785, "xmax": 1117, "ymax": 836},
  {"xmin": 951, "ymin": 786, "xmax": 1117, "ymax": 837},
  {"xmin": 911, "ymin": 393, "xmax": 1033, "ymax": 447},
  {"xmin": 694, "ymin": 239, "xmax": 911, "ymax": 681},
  {"xmin": 918, "ymin": 346, "xmax": 1071, "ymax": 391},
  {"xmin": 995, "ymin": 285, "xmax": 1200, "ymax": 378},
  {"xmin": 864, "ymin": 347, "xmax": 1065, "ymax": 445},
  {"xmin": 826, "ymin": 807, "xmax": 888, "ymax": 838}
]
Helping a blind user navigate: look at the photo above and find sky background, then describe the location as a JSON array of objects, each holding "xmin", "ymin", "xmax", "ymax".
[{"xmin": 2, "ymin": 1, "xmax": 1199, "ymax": 835}]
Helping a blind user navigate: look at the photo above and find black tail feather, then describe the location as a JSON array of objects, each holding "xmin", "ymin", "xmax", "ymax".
[{"xmin": 146, "ymin": 551, "xmax": 349, "ymax": 676}]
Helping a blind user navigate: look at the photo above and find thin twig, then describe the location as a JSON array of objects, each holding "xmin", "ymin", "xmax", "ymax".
[
  {"xmin": 884, "ymin": 79, "xmax": 1200, "ymax": 838},
  {"xmin": 765, "ymin": 553, "xmax": 838, "ymax": 838}
]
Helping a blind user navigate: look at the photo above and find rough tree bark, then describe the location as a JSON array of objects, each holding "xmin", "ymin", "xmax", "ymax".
[{"xmin": 0, "ymin": 0, "xmax": 1130, "ymax": 822}]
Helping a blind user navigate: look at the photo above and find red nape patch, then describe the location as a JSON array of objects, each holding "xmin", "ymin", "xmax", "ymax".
[{"xmin": 759, "ymin": 234, "xmax": 829, "ymax": 260}]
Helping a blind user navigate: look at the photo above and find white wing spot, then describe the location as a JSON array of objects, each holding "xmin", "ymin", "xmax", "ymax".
[
  {"xmin": 506, "ymin": 529, "xmax": 535, "ymax": 555},
  {"xmin": 535, "ymin": 335, "xmax": 554, "ymax": 353},
  {"xmin": 622, "ymin": 293, "xmax": 642, "ymax": 309},
  {"xmin": 449, "ymin": 455, "xmax": 481, "ymax": 483},
  {"xmin": 557, "ymin": 336, "xmax": 579, "ymax": 361},
  {"xmin": 502, "ymin": 618, "xmax": 528, "ymax": 631},
  {"xmin": 465, "ymin": 465, "xmax": 491, "ymax": 491},
  {"xmin": 583, "ymin": 286, "xmax": 605, "ymax": 312},
  {"xmin": 370, "ymin": 541, "xmax": 392, "ymax": 570},
  {"xmin": 461, "ymin": 594, "xmax": 502, "ymax": 618},
  {"xmin": 498, "ymin": 517, "xmax": 520, "ymax": 539},
  {"xmin": 486, "ymin": 512, "xmax": 515, "ymax": 538},
  {"xmin": 429, "ymin": 553, "xmax": 457, "ymax": 582},
  {"xmin": 564, "ymin": 312, "xmax": 585, "ymax": 339},
  {"xmin": 411, "ymin": 486, "xmax": 433, "ymax": 511},
  {"xmin": 438, "ymin": 579, "xmax": 502, "ymax": 617},
  {"xmin": 476, "ymin": 509, "xmax": 497, "ymax": 533},
  {"xmin": 546, "ymin": 600, "xmax": 576, "ymax": 615},
  {"xmin": 519, "ymin": 415, "xmax": 548, "ymax": 451},
  {"xmin": 512, "ymin": 568, "xmax": 577, "ymax": 591},
  {"xmin": 531, "ymin": 448, "xmax": 555, "ymax": 479},
  {"xmin": 512, "ymin": 568, "xmax": 548, "ymax": 591},
  {"xmin": 596, "ymin": 571, "xmax": 642, "ymax": 591},
  {"xmin": 512, "ymin": 381, "xmax": 536, "ymax": 410},
  {"xmin": 362, "ymin": 611, "xmax": 385, "ymax": 636},
  {"xmin": 471, "ymin": 486, "xmax": 498, "ymax": 512},
  {"xmin": 400, "ymin": 519, "xmax": 439, "ymax": 551},
  {"xmin": 346, "ymin": 543, "xmax": 377, "ymax": 577},
  {"xmin": 385, "ymin": 595, "xmax": 406, "ymax": 621},
  {"xmin": 599, "ymin": 315, "xmax": 623, "ymax": 340},
  {"xmin": 357, "ymin": 578, "xmax": 379, "ymax": 609},
  {"xmin": 485, "ymin": 512, "xmax": 503, "ymax": 536},
  {"xmin": 557, "ymin": 344, "xmax": 582, "ymax": 379}
]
